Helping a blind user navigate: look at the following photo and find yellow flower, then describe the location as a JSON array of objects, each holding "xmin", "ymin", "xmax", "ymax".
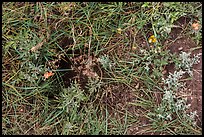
[
  {"xmin": 148, "ymin": 35, "xmax": 157, "ymax": 43},
  {"xmin": 117, "ymin": 28, "xmax": 122, "ymax": 34}
]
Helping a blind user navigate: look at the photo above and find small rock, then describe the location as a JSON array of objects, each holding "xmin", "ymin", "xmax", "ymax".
[{"xmin": 178, "ymin": 47, "xmax": 183, "ymax": 51}]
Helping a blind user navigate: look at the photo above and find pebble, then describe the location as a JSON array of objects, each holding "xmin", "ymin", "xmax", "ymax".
[{"xmin": 178, "ymin": 47, "xmax": 183, "ymax": 51}]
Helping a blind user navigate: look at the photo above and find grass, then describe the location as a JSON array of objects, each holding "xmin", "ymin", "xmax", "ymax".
[{"xmin": 2, "ymin": 2, "xmax": 202, "ymax": 135}]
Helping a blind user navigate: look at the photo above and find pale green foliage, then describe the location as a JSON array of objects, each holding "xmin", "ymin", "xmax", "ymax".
[
  {"xmin": 98, "ymin": 55, "xmax": 113, "ymax": 70},
  {"xmin": 86, "ymin": 78, "xmax": 103, "ymax": 95},
  {"xmin": 59, "ymin": 81, "xmax": 87, "ymax": 113},
  {"xmin": 163, "ymin": 70, "xmax": 185, "ymax": 91},
  {"xmin": 148, "ymin": 67, "xmax": 198, "ymax": 130},
  {"xmin": 177, "ymin": 52, "xmax": 200, "ymax": 76}
]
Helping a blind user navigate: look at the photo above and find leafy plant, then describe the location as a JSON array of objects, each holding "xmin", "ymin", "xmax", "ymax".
[
  {"xmin": 176, "ymin": 51, "xmax": 201, "ymax": 76},
  {"xmin": 58, "ymin": 81, "xmax": 87, "ymax": 114},
  {"xmin": 148, "ymin": 67, "xmax": 200, "ymax": 134}
]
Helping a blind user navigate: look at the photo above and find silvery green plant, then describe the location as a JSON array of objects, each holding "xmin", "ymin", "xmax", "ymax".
[
  {"xmin": 163, "ymin": 70, "xmax": 185, "ymax": 91},
  {"xmin": 59, "ymin": 81, "xmax": 87, "ymax": 113},
  {"xmin": 86, "ymin": 77, "xmax": 103, "ymax": 94},
  {"xmin": 187, "ymin": 111, "xmax": 199, "ymax": 127},
  {"xmin": 84, "ymin": 78, "xmax": 103, "ymax": 102},
  {"xmin": 176, "ymin": 51, "xmax": 200, "ymax": 76},
  {"xmin": 98, "ymin": 55, "xmax": 113, "ymax": 70},
  {"xmin": 151, "ymin": 90, "xmax": 188, "ymax": 122},
  {"xmin": 20, "ymin": 63, "xmax": 45, "ymax": 83},
  {"xmin": 148, "ymin": 67, "xmax": 198, "ymax": 127}
]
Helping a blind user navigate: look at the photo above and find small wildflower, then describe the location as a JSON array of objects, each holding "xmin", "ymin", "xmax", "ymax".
[
  {"xmin": 192, "ymin": 22, "xmax": 200, "ymax": 31},
  {"xmin": 117, "ymin": 28, "xmax": 122, "ymax": 34},
  {"xmin": 148, "ymin": 35, "xmax": 157, "ymax": 43},
  {"xmin": 44, "ymin": 71, "xmax": 54, "ymax": 79}
]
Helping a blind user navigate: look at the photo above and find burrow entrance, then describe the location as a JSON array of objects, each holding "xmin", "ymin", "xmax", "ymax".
[{"xmin": 51, "ymin": 36, "xmax": 102, "ymax": 90}]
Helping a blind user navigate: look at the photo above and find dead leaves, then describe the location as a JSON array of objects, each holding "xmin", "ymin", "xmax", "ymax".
[
  {"xmin": 83, "ymin": 56, "xmax": 98, "ymax": 78},
  {"xmin": 71, "ymin": 55, "xmax": 99, "ymax": 78},
  {"xmin": 82, "ymin": 69, "xmax": 98, "ymax": 78}
]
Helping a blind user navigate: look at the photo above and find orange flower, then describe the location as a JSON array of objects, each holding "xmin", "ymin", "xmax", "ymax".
[
  {"xmin": 44, "ymin": 71, "xmax": 54, "ymax": 79},
  {"xmin": 148, "ymin": 35, "xmax": 157, "ymax": 43},
  {"xmin": 192, "ymin": 22, "xmax": 200, "ymax": 31}
]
